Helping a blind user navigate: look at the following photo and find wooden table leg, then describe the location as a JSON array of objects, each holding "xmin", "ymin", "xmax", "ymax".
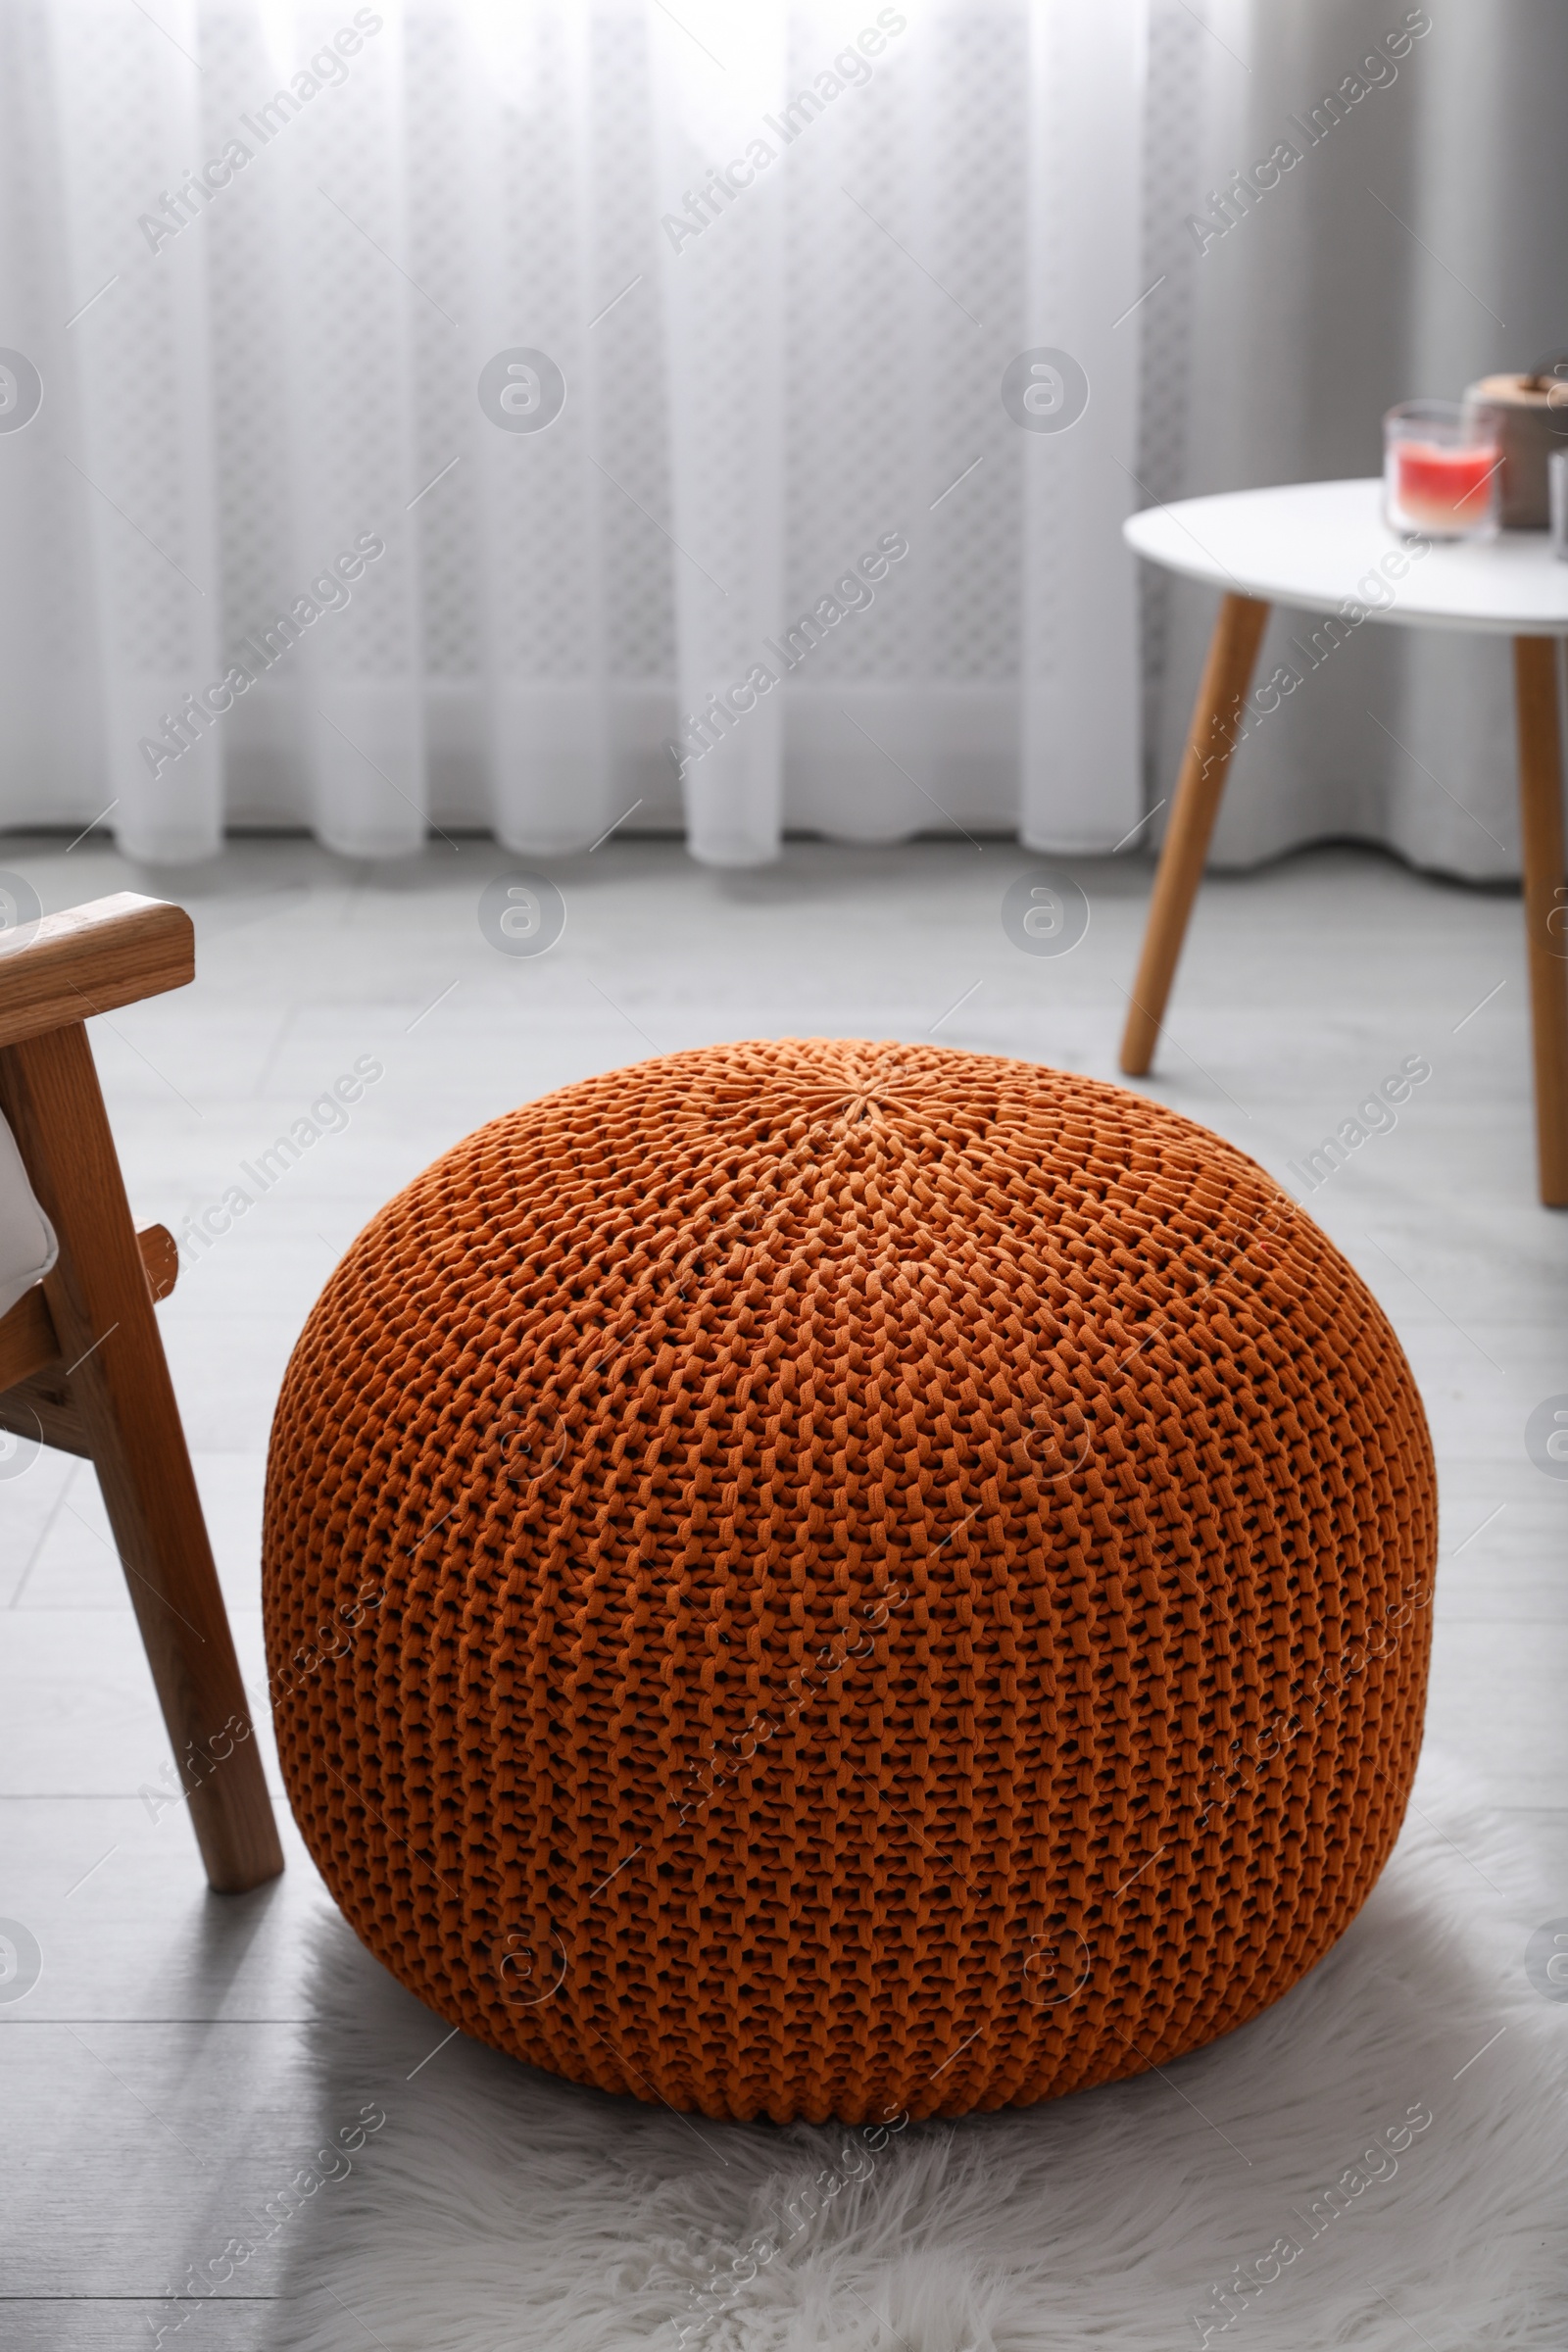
[
  {"xmin": 1120, "ymin": 592, "xmax": 1272, "ymax": 1076},
  {"xmin": 0, "ymin": 1024, "xmax": 285, "ymax": 1891},
  {"xmin": 1513, "ymin": 635, "xmax": 1568, "ymax": 1207}
]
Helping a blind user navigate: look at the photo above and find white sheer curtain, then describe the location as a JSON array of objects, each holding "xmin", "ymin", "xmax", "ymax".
[
  {"xmin": 7, "ymin": 0, "xmax": 1551, "ymax": 877},
  {"xmin": 0, "ymin": 0, "xmax": 1149, "ymax": 866}
]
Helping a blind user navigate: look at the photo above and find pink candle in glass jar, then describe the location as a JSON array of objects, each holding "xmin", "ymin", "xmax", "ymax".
[{"xmin": 1384, "ymin": 401, "xmax": 1500, "ymax": 540}]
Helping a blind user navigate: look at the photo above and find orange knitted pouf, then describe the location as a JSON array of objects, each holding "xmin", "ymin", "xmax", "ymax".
[{"xmin": 263, "ymin": 1040, "xmax": 1435, "ymax": 2126}]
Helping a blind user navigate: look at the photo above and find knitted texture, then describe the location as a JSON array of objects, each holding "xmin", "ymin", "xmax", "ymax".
[{"xmin": 263, "ymin": 1039, "xmax": 1436, "ymax": 2126}]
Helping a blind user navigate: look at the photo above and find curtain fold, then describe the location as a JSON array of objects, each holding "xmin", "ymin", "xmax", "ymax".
[
  {"xmin": 1018, "ymin": 0, "xmax": 1145, "ymax": 854},
  {"xmin": 46, "ymin": 0, "xmax": 225, "ymax": 860},
  {"xmin": 652, "ymin": 0, "xmax": 788, "ymax": 866},
  {"xmin": 459, "ymin": 4, "xmax": 617, "ymax": 856},
  {"xmin": 282, "ymin": 0, "xmax": 428, "ymax": 857}
]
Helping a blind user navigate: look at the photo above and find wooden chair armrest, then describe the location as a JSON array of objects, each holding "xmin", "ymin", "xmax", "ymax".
[{"xmin": 0, "ymin": 894, "xmax": 194, "ymax": 1048}]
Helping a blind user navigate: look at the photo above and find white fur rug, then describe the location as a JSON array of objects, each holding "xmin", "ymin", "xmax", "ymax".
[{"xmin": 271, "ymin": 1753, "xmax": 1564, "ymax": 2350}]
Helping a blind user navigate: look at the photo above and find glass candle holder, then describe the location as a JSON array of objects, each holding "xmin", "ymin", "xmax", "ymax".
[
  {"xmin": 1383, "ymin": 400, "xmax": 1501, "ymax": 540},
  {"xmin": 1551, "ymin": 448, "xmax": 1568, "ymax": 563}
]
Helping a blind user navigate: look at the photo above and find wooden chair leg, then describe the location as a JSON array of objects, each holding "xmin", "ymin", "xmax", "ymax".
[
  {"xmin": 1513, "ymin": 635, "xmax": 1568, "ymax": 1207},
  {"xmin": 1120, "ymin": 592, "xmax": 1272, "ymax": 1076},
  {"xmin": 0, "ymin": 1024, "xmax": 284, "ymax": 1891}
]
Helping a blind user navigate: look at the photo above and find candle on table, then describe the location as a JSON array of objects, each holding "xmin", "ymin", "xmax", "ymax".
[{"xmin": 1383, "ymin": 400, "xmax": 1501, "ymax": 541}]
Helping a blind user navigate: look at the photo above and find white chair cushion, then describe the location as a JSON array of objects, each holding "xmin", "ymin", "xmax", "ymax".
[{"xmin": 0, "ymin": 1108, "xmax": 57, "ymax": 1320}]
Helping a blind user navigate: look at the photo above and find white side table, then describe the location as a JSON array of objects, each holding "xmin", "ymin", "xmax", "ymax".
[{"xmin": 1122, "ymin": 479, "xmax": 1568, "ymax": 1205}]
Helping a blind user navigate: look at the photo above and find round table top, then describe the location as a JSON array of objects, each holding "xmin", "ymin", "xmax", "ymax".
[{"xmin": 1123, "ymin": 478, "xmax": 1568, "ymax": 636}]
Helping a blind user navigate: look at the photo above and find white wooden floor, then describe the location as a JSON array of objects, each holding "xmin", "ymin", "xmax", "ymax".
[{"xmin": 2, "ymin": 833, "xmax": 1565, "ymax": 2347}]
